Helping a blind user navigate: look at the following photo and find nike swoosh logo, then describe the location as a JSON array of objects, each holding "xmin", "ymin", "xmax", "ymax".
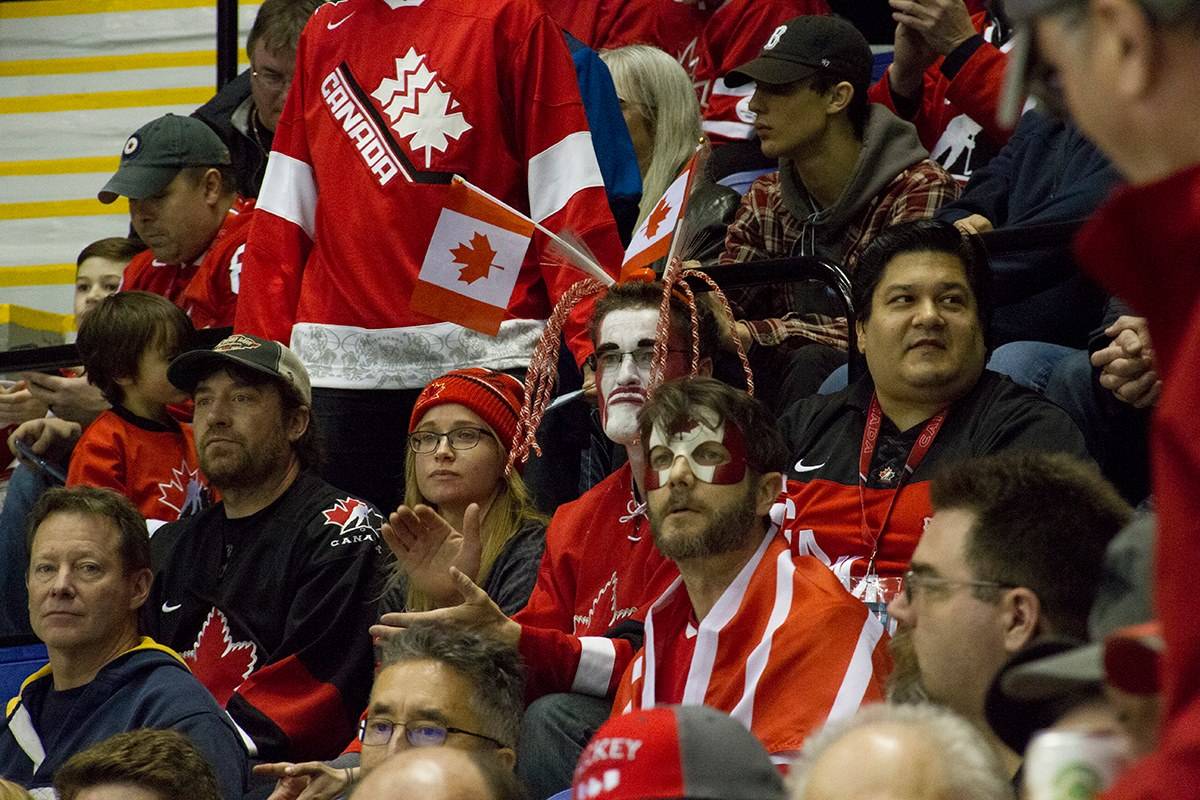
[
  {"xmin": 327, "ymin": 12, "xmax": 354, "ymax": 29},
  {"xmin": 161, "ymin": 602, "xmax": 182, "ymax": 613},
  {"xmin": 793, "ymin": 459, "xmax": 826, "ymax": 473}
]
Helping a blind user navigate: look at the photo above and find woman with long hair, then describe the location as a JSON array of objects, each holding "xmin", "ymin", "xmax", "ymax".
[
  {"xmin": 601, "ymin": 44, "xmax": 704, "ymax": 227},
  {"xmin": 383, "ymin": 368, "xmax": 546, "ymax": 614}
]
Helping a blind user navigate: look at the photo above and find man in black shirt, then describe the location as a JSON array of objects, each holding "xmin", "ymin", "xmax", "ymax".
[
  {"xmin": 143, "ymin": 334, "xmax": 381, "ymax": 764},
  {"xmin": 776, "ymin": 220, "xmax": 1088, "ymax": 584}
]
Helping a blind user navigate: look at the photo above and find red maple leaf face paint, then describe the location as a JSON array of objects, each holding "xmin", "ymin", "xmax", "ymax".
[{"xmin": 644, "ymin": 406, "xmax": 748, "ymax": 490}]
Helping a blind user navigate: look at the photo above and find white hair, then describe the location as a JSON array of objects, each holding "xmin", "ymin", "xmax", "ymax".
[
  {"xmin": 788, "ymin": 703, "xmax": 1014, "ymax": 800},
  {"xmin": 599, "ymin": 44, "xmax": 703, "ymax": 227}
]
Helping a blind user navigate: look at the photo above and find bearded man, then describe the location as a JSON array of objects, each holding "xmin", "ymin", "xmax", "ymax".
[{"xmin": 142, "ymin": 335, "xmax": 382, "ymax": 764}]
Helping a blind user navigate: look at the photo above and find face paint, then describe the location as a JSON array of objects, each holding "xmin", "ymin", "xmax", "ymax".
[
  {"xmin": 645, "ymin": 407, "xmax": 748, "ymax": 490},
  {"xmin": 596, "ymin": 308, "xmax": 660, "ymax": 446}
]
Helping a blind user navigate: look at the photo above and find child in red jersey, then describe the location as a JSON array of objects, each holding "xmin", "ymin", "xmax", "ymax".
[{"xmin": 68, "ymin": 291, "xmax": 209, "ymax": 527}]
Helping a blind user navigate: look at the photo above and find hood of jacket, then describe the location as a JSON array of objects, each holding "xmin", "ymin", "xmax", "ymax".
[
  {"xmin": 5, "ymin": 637, "xmax": 188, "ymax": 718},
  {"xmin": 778, "ymin": 105, "xmax": 931, "ymax": 254}
]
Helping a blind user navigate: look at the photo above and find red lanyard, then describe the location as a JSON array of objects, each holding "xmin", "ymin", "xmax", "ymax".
[{"xmin": 857, "ymin": 394, "xmax": 945, "ymax": 574}]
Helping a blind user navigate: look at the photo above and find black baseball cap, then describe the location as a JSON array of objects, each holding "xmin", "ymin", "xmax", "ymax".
[
  {"xmin": 168, "ymin": 334, "xmax": 312, "ymax": 405},
  {"xmin": 725, "ymin": 15, "xmax": 872, "ymax": 90},
  {"xmin": 98, "ymin": 114, "xmax": 231, "ymax": 204}
]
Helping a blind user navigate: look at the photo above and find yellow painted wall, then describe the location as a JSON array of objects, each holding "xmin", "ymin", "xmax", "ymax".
[{"xmin": 0, "ymin": 0, "xmax": 258, "ymax": 314}]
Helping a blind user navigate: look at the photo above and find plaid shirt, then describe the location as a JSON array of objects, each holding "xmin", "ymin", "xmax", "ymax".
[{"xmin": 718, "ymin": 158, "xmax": 959, "ymax": 349}]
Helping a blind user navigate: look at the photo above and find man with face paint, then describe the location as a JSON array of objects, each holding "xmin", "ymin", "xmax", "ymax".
[
  {"xmin": 373, "ymin": 280, "xmax": 722, "ymax": 797},
  {"xmin": 611, "ymin": 377, "xmax": 890, "ymax": 765}
]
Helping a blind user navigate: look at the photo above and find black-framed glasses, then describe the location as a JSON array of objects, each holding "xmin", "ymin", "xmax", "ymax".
[
  {"xmin": 901, "ymin": 570, "xmax": 1014, "ymax": 605},
  {"xmin": 358, "ymin": 718, "xmax": 507, "ymax": 749},
  {"xmin": 251, "ymin": 68, "xmax": 293, "ymax": 92},
  {"xmin": 408, "ymin": 427, "xmax": 493, "ymax": 454}
]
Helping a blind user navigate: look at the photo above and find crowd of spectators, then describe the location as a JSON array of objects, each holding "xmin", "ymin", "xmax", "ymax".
[{"xmin": 0, "ymin": 0, "xmax": 1195, "ymax": 798}]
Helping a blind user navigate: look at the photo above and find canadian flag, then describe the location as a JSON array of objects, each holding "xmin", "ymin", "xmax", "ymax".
[
  {"xmin": 412, "ymin": 178, "xmax": 535, "ymax": 336},
  {"xmin": 620, "ymin": 155, "xmax": 699, "ymax": 279}
]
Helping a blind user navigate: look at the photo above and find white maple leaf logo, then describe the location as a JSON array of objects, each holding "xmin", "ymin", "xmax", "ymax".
[
  {"xmin": 372, "ymin": 47, "xmax": 472, "ymax": 167},
  {"xmin": 157, "ymin": 460, "xmax": 207, "ymax": 519}
]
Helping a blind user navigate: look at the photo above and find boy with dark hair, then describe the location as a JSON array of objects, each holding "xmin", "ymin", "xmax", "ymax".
[{"xmin": 68, "ymin": 291, "xmax": 208, "ymax": 526}]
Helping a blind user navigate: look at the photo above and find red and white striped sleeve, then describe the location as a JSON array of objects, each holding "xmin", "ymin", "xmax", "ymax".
[
  {"xmin": 512, "ymin": 11, "xmax": 623, "ymax": 364},
  {"xmin": 234, "ymin": 18, "xmax": 319, "ymax": 344}
]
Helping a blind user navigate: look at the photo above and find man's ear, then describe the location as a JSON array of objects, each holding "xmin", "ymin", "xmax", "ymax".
[
  {"xmin": 825, "ymin": 81, "xmax": 855, "ymax": 116},
  {"xmin": 1000, "ymin": 587, "xmax": 1042, "ymax": 653},
  {"xmin": 494, "ymin": 747, "xmax": 516, "ymax": 771},
  {"xmin": 201, "ymin": 167, "xmax": 223, "ymax": 206},
  {"xmin": 855, "ymin": 318, "xmax": 867, "ymax": 355},
  {"xmin": 128, "ymin": 567, "xmax": 153, "ymax": 612},
  {"xmin": 287, "ymin": 405, "xmax": 311, "ymax": 444},
  {"xmin": 697, "ymin": 356, "xmax": 714, "ymax": 377},
  {"xmin": 755, "ymin": 471, "xmax": 783, "ymax": 517},
  {"xmin": 1092, "ymin": 0, "xmax": 1157, "ymax": 100}
]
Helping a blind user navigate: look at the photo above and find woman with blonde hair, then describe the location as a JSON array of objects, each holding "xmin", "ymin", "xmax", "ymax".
[
  {"xmin": 383, "ymin": 368, "xmax": 546, "ymax": 614},
  {"xmin": 601, "ymin": 44, "xmax": 704, "ymax": 227}
]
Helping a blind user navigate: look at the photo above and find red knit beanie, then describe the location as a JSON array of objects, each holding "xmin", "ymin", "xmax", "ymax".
[{"xmin": 409, "ymin": 369, "xmax": 524, "ymax": 452}]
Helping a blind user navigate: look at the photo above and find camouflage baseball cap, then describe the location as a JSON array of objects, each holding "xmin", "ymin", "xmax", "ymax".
[
  {"xmin": 98, "ymin": 114, "xmax": 230, "ymax": 204},
  {"xmin": 168, "ymin": 334, "xmax": 312, "ymax": 405}
]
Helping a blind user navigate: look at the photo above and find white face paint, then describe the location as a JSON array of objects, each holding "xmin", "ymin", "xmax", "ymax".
[
  {"xmin": 596, "ymin": 308, "xmax": 660, "ymax": 446},
  {"xmin": 645, "ymin": 405, "xmax": 746, "ymax": 489}
]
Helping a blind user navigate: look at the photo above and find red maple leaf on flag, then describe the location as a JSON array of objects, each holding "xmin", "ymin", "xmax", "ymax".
[
  {"xmin": 182, "ymin": 608, "xmax": 258, "ymax": 707},
  {"xmin": 644, "ymin": 196, "xmax": 672, "ymax": 238},
  {"xmin": 451, "ymin": 232, "xmax": 500, "ymax": 285}
]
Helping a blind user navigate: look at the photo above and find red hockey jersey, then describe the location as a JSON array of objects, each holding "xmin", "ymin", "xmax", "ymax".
[
  {"xmin": 868, "ymin": 14, "xmax": 1014, "ymax": 183},
  {"xmin": 515, "ymin": 464, "xmax": 678, "ymax": 699},
  {"xmin": 124, "ymin": 197, "xmax": 254, "ymax": 315},
  {"xmin": 66, "ymin": 406, "xmax": 208, "ymax": 527},
  {"xmin": 236, "ymin": 0, "xmax": 623, "ymax": 390},
  {"xmin": 613, "ymin": 529, "xmax": 890, "ymax": 764},
  {"xmin": 179, "ymin": 200, "xmax": 255, "ymax": 328}
]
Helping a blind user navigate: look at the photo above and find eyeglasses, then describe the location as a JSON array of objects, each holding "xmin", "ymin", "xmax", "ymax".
[
  {"xmin": 408, "ymin": 427, "xmax": 493, "ymax": 454},
  {"xmin": 251, "ymin": 67, "xmax": 293, "ymax": 92},
  {"xmin": 901, "ymin": 570, "xmax": 1014, "ymax": 605},
  {"xmin": 358, "ymin": 718, "xmax": 507, "ymax": 749},
  {"xmin": 587, "ymin": 347, "xmax": 687, "ymax": 372}
]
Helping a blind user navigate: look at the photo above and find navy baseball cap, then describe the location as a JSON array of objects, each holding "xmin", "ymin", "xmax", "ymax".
[
  {"xmin": 99, "ymin": 114, "xmax": 230, "ymax": 204},
  {"xmin": 725, "ymin": 15, "xmax": 872, "ymax": 90}
]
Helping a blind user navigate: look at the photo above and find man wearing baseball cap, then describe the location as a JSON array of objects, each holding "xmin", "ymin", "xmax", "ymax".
[
  {"xmin": 717, "ymin": 14, "xmax": 959, "ymax": 360},
  {"xmin": 141, "ymin": 334, "xmax": 383, "ymax": 768},
  {"xmin": 99, "ymin": 113, "xmax": 254, "ymax": 328},
  {"xmin": 572, "ymin": 706, "xmax": 785, "ymax": 800},
  {"xmin": 999, "ymin": 2, "xmax": 1200, "ymax": 798}
]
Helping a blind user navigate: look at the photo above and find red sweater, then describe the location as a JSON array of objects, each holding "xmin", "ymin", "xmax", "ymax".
[
  {"xmin": 67, "ymin": 406, "xmax": 208, "ymax": 526},
  {"xmin": 124, "ymin": 198, "xmax": 253, "ymax": 316},
  {"xmin": 515, "ymin": 464, "xmax": 678, "ymax": 699},
  {"xmin": 1074, "ymin": 165, "xmax": 1200, "ymax": 800}
]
